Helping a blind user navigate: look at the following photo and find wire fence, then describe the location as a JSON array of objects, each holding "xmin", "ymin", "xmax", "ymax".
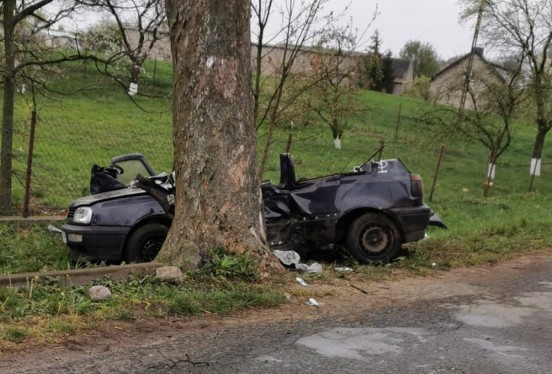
[
  {"xmin": 7, "ymin": 89, "xmax": 552, "ymax": 216},
  {"xmin": 10, "ymin": 66, "xmax": 174, "ymax": 215}
]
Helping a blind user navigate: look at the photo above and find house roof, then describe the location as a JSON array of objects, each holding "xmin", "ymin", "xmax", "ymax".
[
  {"xmin": 391, "ymin": 59, "xmax": 412, "ymax": 81},
  {"xmin": 431, "ymin": 48, "xmax": 508, "ymax": 82}
]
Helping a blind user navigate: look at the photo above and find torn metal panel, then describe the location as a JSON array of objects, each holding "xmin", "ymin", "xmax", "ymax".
[{"xmin": 262, "ymin": 153, "xmax": 440, "ymax": 261}]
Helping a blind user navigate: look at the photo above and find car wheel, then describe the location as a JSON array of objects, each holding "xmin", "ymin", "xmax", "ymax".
[
  {"xmin": 346, "ymin": 213, "xmax": 402, "ymax": 264},
  {"xmin": 124, "ymin": 223, "xmax": 168, "ymax": 263}
]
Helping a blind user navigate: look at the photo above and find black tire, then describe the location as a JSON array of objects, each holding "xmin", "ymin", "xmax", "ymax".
[
  {"xmin": 346, "ymin": 212, "xmax": 402, "ymax": 264},
  {"xmin": 124, "ymin": 223, "xmax": 168, "ymax": 263}
]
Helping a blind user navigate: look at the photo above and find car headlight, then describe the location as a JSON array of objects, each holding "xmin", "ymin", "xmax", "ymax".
[{"xmin": 73, "ymin": 207, "xmax": 93, "ymax": 224}]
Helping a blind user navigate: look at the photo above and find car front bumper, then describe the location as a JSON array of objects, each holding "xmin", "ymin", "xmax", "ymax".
[{"xmin": 62, "ymin": 224, "xmax": 131, "ymax": 263}]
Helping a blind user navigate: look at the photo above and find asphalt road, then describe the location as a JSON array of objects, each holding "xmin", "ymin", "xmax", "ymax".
[{"xmin": 7, "ymin": 254, "xmax": 552, "ymax": 374}]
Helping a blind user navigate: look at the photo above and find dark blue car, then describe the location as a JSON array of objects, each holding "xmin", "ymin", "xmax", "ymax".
[{"xmin": 62, "ymin": 153, "xmax": 445, "ymax": 264}]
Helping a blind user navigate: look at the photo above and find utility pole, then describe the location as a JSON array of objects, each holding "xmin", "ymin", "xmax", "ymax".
[{"xmin": 457, "ymin": 0, "xmax": 486, "ymax": 119}]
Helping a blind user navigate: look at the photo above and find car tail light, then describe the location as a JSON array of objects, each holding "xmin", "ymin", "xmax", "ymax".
[{"xmin": 410, "ymin": 174, "xmax": 424, "ymax": 198}]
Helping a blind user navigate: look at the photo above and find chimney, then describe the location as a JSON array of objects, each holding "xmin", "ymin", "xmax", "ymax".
[{"xmin": 472, "ymin": 47, "xmax": 484, "ymax": 56}]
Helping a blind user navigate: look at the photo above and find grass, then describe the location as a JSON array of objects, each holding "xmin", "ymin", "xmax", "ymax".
[
  {"xmin": 2, "ymin": 57, "xmax": 552, "ymax": 347},
  {"xmin": 9, "ymin": 59, "xmax": 173, "ymax": 208},
  {"xmin": 0, "ymin": 224, "xmax": 70, "ymax": 275},
  {"xmin": 0, "ymin": 272, "xmax": 285, "ymax": 351}
]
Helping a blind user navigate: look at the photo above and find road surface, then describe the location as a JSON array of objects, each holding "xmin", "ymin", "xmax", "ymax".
[{"xmin": 3, "ymin": 252, "xmax": 551, "ymax": 373}]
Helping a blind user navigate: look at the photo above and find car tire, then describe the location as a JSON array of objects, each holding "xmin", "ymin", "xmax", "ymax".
[
  {"xmin": 124, "ymin": 223, "xmax": 168, "ymax": 263},
  {"xmin": 346, "ymin": 212, "xmax": 402, "ymax": 264}
]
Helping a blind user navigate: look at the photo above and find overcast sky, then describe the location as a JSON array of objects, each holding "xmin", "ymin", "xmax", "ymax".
[
  {"xmin": 322, "ymin": 0, "xmax": 475, "ymax": 60},
  {"xmin": 58, "ymin": 0, "xmax": 475, "ymax": 61}
]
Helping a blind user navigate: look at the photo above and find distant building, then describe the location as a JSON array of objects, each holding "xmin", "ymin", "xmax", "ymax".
[
  {"xmin": 30, "ymin": 25, "xmax": 414, "ymax": 95},
  {"xmin": 430, "ymin": 48, "xmax": 507, "ymax": 109},
  {"xmin": 251, "ymin": 44, "xmax": 413, "ymax": 96},
  {"xmin": 390, "ymin": 58, "xmax": 414, "ymax": 95}
]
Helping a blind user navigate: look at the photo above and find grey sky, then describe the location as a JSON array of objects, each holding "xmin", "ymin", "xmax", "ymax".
[
  {"xmin": 57, "ymin": 0, "xmax": 475, "ymax": 60},
  {"xmin": 324, "ymin": 0, "xmax": 475, "ymax": 60}
]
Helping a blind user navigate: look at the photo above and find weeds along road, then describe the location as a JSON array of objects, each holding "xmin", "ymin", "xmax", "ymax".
[{"xmin": 4, "ymin": 252, "xmax": 552, "ymax": 374}]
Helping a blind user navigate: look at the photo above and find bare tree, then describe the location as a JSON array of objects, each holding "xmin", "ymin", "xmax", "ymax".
[
  {"xmin": 251, "ymin": 0, "xmax": 274, "ymax": 126},
  {"xmin": 160, "ymin": 0, "xmax": 281, "ymax": 274},
  {"xmin": 252, "ymin": 0, "xmax": 332, "ymax": 177},
  {"xmin": 0, "ymin": 0, "xmax": 90, "ymax": 214},
  {"xmin": 78, "ymin": 0, "xmax": 166, "ymax": 95},
  {"xmin": 475, "ymin": 0, "xmax": 552, "ymax": 176},
  {"xmin": 460, "ymin": 55, "xmax": 526, "ymax": 195},
  {"xmin": 302, "ymin": 21, "xmax": 367, "ymax": 149},
  {"xmin": 424, "ymin": 50, "xmax": 527, "ymax": 196}
]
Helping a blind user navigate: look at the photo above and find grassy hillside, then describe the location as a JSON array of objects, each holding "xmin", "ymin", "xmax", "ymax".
[
  {"xmin": 261, "ymin": 89, "xmax": 552, "ymax": 262},
  {"xmin": 2, "ymin": 58, "xmax": 552, "ymax": 272},
  {"xmin": 7, "ymin": 59, "xmax": 174, "ymax": 208}
]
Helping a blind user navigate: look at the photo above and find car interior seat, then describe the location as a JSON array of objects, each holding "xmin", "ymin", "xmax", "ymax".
[{"xmin": 279, "ymin": 153, "xmax": 297, "ymax": 188}]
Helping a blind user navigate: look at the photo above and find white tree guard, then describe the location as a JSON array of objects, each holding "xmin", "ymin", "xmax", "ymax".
[
  {"xmin": 128, "ymin": 83, "xmax": 138, "ymax": 96},
  {"xmin": 530, "ymin": 158, "xmax": 541, "ymax": 176},
  {"xmin": 487, "ymin": 163, "xmax": 496, "ymax": 180}
]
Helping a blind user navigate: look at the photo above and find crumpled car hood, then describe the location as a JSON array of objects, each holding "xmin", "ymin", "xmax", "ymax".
[{"xmin": 69, "ymin": 187, "xmax": 146, "ymax": 208}]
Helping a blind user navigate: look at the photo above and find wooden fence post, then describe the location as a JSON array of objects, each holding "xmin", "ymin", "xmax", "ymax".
[
  {"xmin": 23, "ymin": 110, "xmax": 37, "ymax": 218},
  {"xmin": 285, "ymin": 133, "xmax": 293, "ymax": 153},
  {"xmin": 394, "ymin": 103, "xmax": 402, "ymax": 143},
  {"xmin": 429, "ymin": 145, "xmax": 445, "ymax": 203}
]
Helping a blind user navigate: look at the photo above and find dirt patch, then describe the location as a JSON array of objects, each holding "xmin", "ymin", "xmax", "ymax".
[
  {"xmin": 12, "ymin": 199, "xmax": 67, "ymax": 217},
  {"xmin": 1, "ymin": 249, "xmax": 551, "ymax": 370}
]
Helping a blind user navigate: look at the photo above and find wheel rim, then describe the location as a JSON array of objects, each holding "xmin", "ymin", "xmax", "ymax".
[
  {"xmin": 359, "ymin": 224, "xmax": 391, "ymax": 255},
  {"xmin": 141, "ymin": 236, "xmax": 164, "ymax": 261}
]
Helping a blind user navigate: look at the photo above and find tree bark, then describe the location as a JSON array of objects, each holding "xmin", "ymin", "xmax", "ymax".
[
  {"xmin": 531, "ymin": 122, "xmax": 549, "ymax": 160},
  {"xmin": 1, "ymin": 0, "xmax": 59, "ymax": 214},
  {"xmin": 529, "ymin": 125, "xmax": 548, "ymax": 176},
  {"xmin": 0, "ymin": 0, "xmax": 17, "ymax": 214},
  {"xmin": 161, "ymin": 0, "xmax": 281, "ymax": 275}
]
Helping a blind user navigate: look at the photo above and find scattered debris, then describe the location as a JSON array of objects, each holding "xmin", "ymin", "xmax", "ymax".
[
  {"xmin": 350, "ymin": 283, "xmax": 369, "ymax": 294},
  {"xmin": 273, "ymin": 250, "xmax": 323, "ymax": 273},
  {"xmin": 47, "ymin": 224, "xmax": 63, "ymax": 234},
  {"xmin": 297, "ymin": 262, "xmax": 323, "ymax": 273},
  {"xmin": 306, "ymin": 298, "xmax": 319, "ymax": 306},
  {"xmin": 296, "ymin": 277, "xmax": 308, "ymax": 286},
  {"xmin": 274, "ymin": 250, "xmax": 301, "ymax": 266},
  {"xmin": 335, "ymin": 266, "xmax": 353, "ymax": 273},
  {"xmin": 89, "ymin": 285, "xmax": 111, "ymax": 301}
]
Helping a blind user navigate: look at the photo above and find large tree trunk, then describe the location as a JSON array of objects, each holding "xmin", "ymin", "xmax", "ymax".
[
  {"xmin": 161, "ymin": 0, "xmax": 280, "ymax": 275},
  {"xmin": 1, "ymin": 81, "xmax": 15, "ymax": 214},
  {"xmin": 0, "ymin": 0, "xmax": 16, "ymax": 214}
]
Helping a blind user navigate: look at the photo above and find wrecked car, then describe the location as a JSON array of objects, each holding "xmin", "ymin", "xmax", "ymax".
[{"xmin": 61, "ymin": 153, "xmax": 445, "ymax": 264}]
